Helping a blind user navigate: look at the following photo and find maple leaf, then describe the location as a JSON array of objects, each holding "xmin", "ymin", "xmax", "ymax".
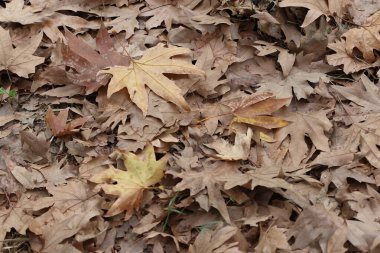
[
  {"xmin": 279, "ymin": 0, "xmax": 329, "ymax": 27},
  {"xmin": 170, "ymin": 160, "xmax": 242, "ymax": 223},
  {"xmin": 203, "ymin": 128, "xmax": 253, "ymax": 161},
  {"xmin": 257, "ymin": 66, "xmax": 326, "ymax": 100},
  {"xmin": 229, "ymin": 92, "xmax": 290, "ymax": 129},
  {"xmin": 343, "ymin": 10, "xmax": 380, "ymax": 62},
  {"xmin": 289, "ymin": 205, "xmax": 343, "ymax": 252},
  {"xmin": 90, "ymin": 144, "xmax": 167, "ymax": 218},
  {"xmin": 99, "ymin": 44, "xmax": 205, "ymax": 115},
  {"xmin": 327, "ymin": 39, "xmax": 373, "ymax": 74},
  {"xmin": 255, "ymin": 226, "xmax": 290, "ymax": 252},
  {"xmin": 0, "ymin": 0, "xmax": 51, "ymax": 24},
  {"xmin": 275, "ymin": 104, "xmax": 332, "ymax": 166},
  {"xmin": 188, "ymin": 223, "xmax": 242, "ymax": 253},
  {"xmin": 254, "ymin": 40, "xmax": 296, "ymax": 77},
  {"xmin": 45, "ymin": 108, "xmax": 88, "ymax": 137},
  {"xmin": 63, "ymin": 25, "xmax": 130, "ymax": 94},
  {"xmin": 0, "ymin": 27, "xmax": 44, "ymax": 78}
]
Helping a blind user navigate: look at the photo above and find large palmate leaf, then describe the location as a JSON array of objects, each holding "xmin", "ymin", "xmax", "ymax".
[{"xmin": 99, "ymin": 44, "xmax": 205, "ymax": 116}]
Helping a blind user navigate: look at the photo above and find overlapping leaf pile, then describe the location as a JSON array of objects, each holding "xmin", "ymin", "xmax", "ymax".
[{"xmin": 0, "ymin": 0, "xmax": 380, "ymax": 252}]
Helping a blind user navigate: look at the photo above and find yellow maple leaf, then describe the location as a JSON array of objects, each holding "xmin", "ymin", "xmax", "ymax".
[
  {"xmin": 89, "ymin": 144, "xmax": 167, "ymax": 219},
  {"xmin": 98, "ymin": 44, "xmax": 206, "ymax": 115}
]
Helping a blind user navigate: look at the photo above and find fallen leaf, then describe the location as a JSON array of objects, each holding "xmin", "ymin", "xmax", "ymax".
[
  {"xmin": 99, "ymin": 44, "xmax": 205, "ymax": 115},
  {"xmin": 90, "ymin": 144, "xmax": 167, "ymax": 218},
  {"xmin": 279, "ymin": 0, "xmax": 329, "ymax": 27},
  {"xmin": 203, "ymin": 128, "xmax": 252, "ymax": 161},
  {"xmin": 229, "ymin": 92, "xmax": 290, "ymax": 129},
  {"xmin": 0, "ymin": 26, "xmax": 44, "ymax": 77},
  {"xmin": 343, "ymin": 11, "xmax": 380, "ymax": 62},
  {"xmin": 188, "ymin": 222, "xmax": 242, "ymax": 253},
  {"xmin": 254, "ymin": 40, "xmax": 296, "ymax": 77},
  {"xmin": 63, "ymin": 25, "xmax": 130, "ymax": 94},
  {"xmin": 170, "ymin": 161, "xmax": 242, "ymax": 223},
  {"xmin": 0, "ymin": 0, "xmax": 50, "ymax": 24},
  {"xmin": 275, "ymin": 105, "xmax": 332, "ymax": 166},
  {"xmin": 255, "ymin": 226, "xmax": 290, "ymax": 253},
  {"xmin": 327, "ymin": 39, "xmax": 374, "ymax": 74},
  {"xmin": 45, "ymin": 108, "xmax": 88, "ymax": 137}
]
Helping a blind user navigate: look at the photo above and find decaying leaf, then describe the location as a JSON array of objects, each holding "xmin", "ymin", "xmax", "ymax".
[
  {"xmin": 45, "ymin": 108, "xmax": 88, "ymax": 137},
  {"xmin": 63, "ymin": 25, "xmax": 130, "ymax": 94},
  {"xmin": 230, "ymin": 92, "xmax": 290, "ymax": 129},
  {"xmin": 99, "ymin": 44, "xmax": 205, "ymax": 115},
  {"xmin": 343, "ymin": 11, "xmax": 380, "ymax": 63},
  {"xmin": 203, "ymin": 128, "xmax": 252, "ymax": 160},
  {"xmin": 0, "ymin": 27, "xmax": 44, "ymax": 77},
  {"xmin": 188, "ymin": 222, "xmax": 242, "ymax": 253},
  {"xmin": 90, "ymin": 144, "xmax": 167, "ymax": 218}
]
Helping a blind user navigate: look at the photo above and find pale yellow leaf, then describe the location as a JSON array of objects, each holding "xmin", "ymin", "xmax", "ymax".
[
  {"xmin": 90, "ymin": 144, "xmax": 167, "ymax": 218},
  {"xmin": 98, "ymin": 44, "xmax": 205, "ymax": 115}
]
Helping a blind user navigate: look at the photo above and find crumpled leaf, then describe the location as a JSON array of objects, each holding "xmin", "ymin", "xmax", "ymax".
[
  {"xmin": 90, "ymin": 144, "xmax": 167, "ymax": 218},
  {"xmin": 170, "ymin": 161, "xmax": 242, "ymax": 223},
  {"xmin": 63, "ymin": 25, "xmax": 130, "ymax": 94},
  {"xmin": 343, "ymin": 11, "xmax": 380, "ymax": 62},
  {"xmin": 230, "ymin": 92, "xmax": 290, "ymax": 129},
  {"xmin": 203, "ymin": 128, "xmax": 252, "ymax": 161},
  {"xmin": 0, "ymin": 27, "xmax": 44, "ymax": 77},
  {"xmin": 279, "ymin": 0, "xmax": 329, "ymax": 27},
  {"xmin": 327, "ymin": 39, "xmax": 373, "ymax": 74},
  {"xmin": 99, "ymin": 44, "xmax": 205, "ymax": 116},
  {"xmin": 255, "ymin": 226, "xmax": 290, "ymax": 253},
  {"xmin": 275, "ymin": 105, "xmax": 332, "ymax": 166},
  {"xmin": 188, "ymin": 222, "xmax": 242, "ymax": 253},
  {"xmin": 45, "ymin": 108, "xmax": 88, "ymax": 137},
  {"xmin": 0, "ymin": 0, "xmax": 50, "ymax": 24}
]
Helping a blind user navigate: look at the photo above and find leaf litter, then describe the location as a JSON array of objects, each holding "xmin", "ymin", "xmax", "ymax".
[{"xmin": 0, "ymin": 0, "xmax": 380, "ymax": 252}]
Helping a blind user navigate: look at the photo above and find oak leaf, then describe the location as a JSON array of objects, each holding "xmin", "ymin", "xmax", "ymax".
[
  {"xmin": 99, "ymin": 44, "xmax": 205, "ymax": 115},
  {"xmin": 0, "ymin": 27, "xmax": 44, "ymax": 78},
  {"xmin": 89, "ymin": 144, "xmax": 167, "ymax": 218}
]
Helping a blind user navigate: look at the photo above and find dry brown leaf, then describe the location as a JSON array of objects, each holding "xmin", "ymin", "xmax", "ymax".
[
  {"xmin": 45, "ymin": 108, "xmax": 88, "ymax": 137},
  {"xmin": 279, "ymin": 0, "xmax": 329, "ymax": 27},
  {"xmin": 343, "ymin": 11, "xmax": 380, "ymax": 62},
  {"xmin": 255, "ymin": 226, "xmax": 290, "ymax": 252},
  {"xmin": 99, "ymin": 44, "xmax": 205, "ymax": 116},
  {"xmin": 275, "ymin": 105, "xmax": 332, "ymax": 166},
  {"xmin": 0, "ymin": 0, "xmax": 51, "ymax": 24},
  {"xmin": 0, "ymin": 27, "xmax": 44, "ymax": 77},
  {"xmin": 257, "ymin": 66, "xmax": 326, "ymax": 99},
  {"xmin": 188, "ymin": 222, "xmax": 242, "ymax": 253},
  {"xmin": 254, "ymin": 41, "xmax": 296, "ymax": 77},
  {"xmin": 203, "ymin": 128, "xmax": 252, "ymax": 161},
  {"xmin": 63, "ymin": 25, "xmax": 130, "ymax": 94},
  {"xmin": 289, "ymin": 205, "xmax": 343, "ymax": 253},
  {"xmin": 170, "ymin": 161, "xmax": 242, "ymax": 223},
  {"xmin": 327, "ymin": 39, "xmax": 373, "ymax": 74}
]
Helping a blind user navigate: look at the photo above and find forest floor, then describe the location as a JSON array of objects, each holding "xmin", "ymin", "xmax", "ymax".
[{"xmin": 1, "ymin": 0, "xmax": 380, "ymax": 252}]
